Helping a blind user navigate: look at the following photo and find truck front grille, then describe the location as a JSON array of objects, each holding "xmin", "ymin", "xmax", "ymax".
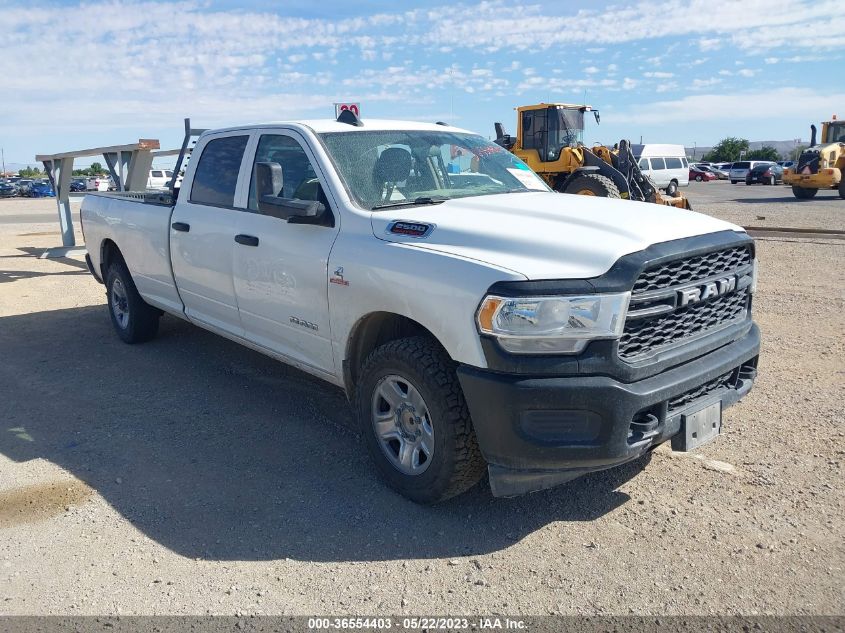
[
  {"xmin": 667, "ymin": 370, "xmax": 736, "ymax": 414},
  {"xmin": 619, "ymin": 244, "xmax": 753, "ymax": 363}
]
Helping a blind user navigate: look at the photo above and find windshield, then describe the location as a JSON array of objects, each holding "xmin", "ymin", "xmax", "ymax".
[
  {"xmin": 823, "ymin": 121, "xmax": 845, "ymax": 143},
  {"xmin": 319, "ymin": 130, "xmax": 550, "ymax": 210}
]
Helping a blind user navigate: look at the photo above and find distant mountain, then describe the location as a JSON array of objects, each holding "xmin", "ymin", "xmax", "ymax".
[{"xmin": 686, "ymin": 139, "xmax": 807, "ymax": 160}]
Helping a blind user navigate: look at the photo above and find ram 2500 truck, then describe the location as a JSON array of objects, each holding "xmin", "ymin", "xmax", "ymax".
[{"xmin": 81, "ymin": 117, "xmax": 760, "ymax": 503}]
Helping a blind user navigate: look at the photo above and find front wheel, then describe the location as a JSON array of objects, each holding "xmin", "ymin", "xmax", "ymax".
[
  {"xmin": 355, "ymin": 337, "xmax": 486, "ymax": 503},
  {"xmin": 730, "ymin": 180, "xmax": 737, "ymax": 184},
  {"xmin": 665, "ymin": 180, "xmax": 679, "ymax": 196},
  {"xmin": 105, "ymin": 259, "xmax": 160, "ymax": 343},
  {"xmin": 695, "ymin": 175, "xmax": 703, "ymax": 182},
  {"xmin": 562, "ymin": 173, "xmax": 621, "ymax": 198},
  {"xmin": 839, "ymin": 178, "xmax": 845, "ymax": 199},
  {"xmin": 792, "ymin": 186, "xmax": 818, "ymax": 200}
]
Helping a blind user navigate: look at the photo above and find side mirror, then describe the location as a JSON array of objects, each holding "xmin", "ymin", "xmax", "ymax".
[{"xmin": 255, "ymin": 162, "xmax": 326, "ymax": 222}]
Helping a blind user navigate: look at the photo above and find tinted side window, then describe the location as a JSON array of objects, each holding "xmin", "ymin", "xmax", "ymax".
[
  {"xmin": 151, "ymin": 170, "xmax": 163, "ymax": 177},
  {"xmin": 650, "ymin": 158, "xmax": 666, "ymax": 170},
  {"xmin": 666, "ymin": 157, "xmax": 682, "ymax": 169},
  {"xmin": 190, "ymin": 135, "xmax": 249, "ymax": 207},
  {"xmin": 248, "ymin": 134, "xmax": 320, "ymax": 211},
  {"xmin": 734, "ymin": 161, "xmax": 750, "ymax": 169},
  {"xmin": 638, "ymin": 158, "xmax": 649, "ymax": 170}
]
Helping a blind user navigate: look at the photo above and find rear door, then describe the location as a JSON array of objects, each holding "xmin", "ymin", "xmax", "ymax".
[
  {"xmin": 232, "ymin": 129, "xmax": 340, "ymax": 375},
  {"xmin": 170, "ymin": 131, "xmax": 251, "ymax": 337}
]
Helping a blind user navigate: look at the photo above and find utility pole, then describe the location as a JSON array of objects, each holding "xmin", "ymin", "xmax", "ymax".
[{"xmin": 1, "ymin": 147, "xmax": 5, "ymax": 177}]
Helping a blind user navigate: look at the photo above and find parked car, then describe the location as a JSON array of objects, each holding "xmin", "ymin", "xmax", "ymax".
[
  {"xmin": 632, "ymin": 143, "xmax": 690, "ymax": 195},
  {"xmin": 16, "ymin": 179, "xmax": 34, "ymax": 196},
  {"xmin": 70, "ymin": 179, "xmax": 87, "ymax": 192},
  {"xmin": 714, "ymin": 162, "xmax": 733, "ymax": 172},
  {"xmin": 746, "ymin": 163, "xmax": 783, "ymax": 185},
  {"xmin": 80, "ymin": 117, "xmax": 760, "ymax": 503},
  {"xmin": 691, "ymin": 163, "xmax": 727, "ymax": 180},
  {"xmin": 0, "ymin": 181, "xmax": 18, "ymax": 197},
  {"xmin": 776, "ymin": 160, "xmax": 795, "ymax": 169},
  {"xmin": 689, "ymin": 166, "xmax": 716, "ymax": 182},
  {"xmin": 729, "ymin": 161, "xmax": 773, "ymax": 183},
  {"xmin": 86, "ymin": 176, "xmax": 110, "ymax": 191},
  {"xmin": 29, "ymin": 181, "xmax": 56, "ymax": 197}
]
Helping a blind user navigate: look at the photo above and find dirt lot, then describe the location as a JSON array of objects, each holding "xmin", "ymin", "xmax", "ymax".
[{"xmin": 0, "ymin": 182, "xmax": 843, "ymax": 617}]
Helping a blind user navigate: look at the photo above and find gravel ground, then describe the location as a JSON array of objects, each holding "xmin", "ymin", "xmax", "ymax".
[{"xmin": 0, "ymin": 186, "xmax": 842, "ymax": 617}]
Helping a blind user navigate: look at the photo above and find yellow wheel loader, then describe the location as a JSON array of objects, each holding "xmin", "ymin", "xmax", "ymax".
[
  {"xmin": 783, "ymin": 116, "xmax": 845, "ymax": 199},
  {"xmin": 494, "ymin": 103, "xmax": 692, "ymax": 209}
]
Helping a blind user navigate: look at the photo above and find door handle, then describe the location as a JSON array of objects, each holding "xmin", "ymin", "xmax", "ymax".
[
  {"xmin": 171, "ymin": 222, "xmax": 190, "ymax": 232},
  {"xmin": 235, "ymin": 234, "xmax": 259, "ymax": 247}
]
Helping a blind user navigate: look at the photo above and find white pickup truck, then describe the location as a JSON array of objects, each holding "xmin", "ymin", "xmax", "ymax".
[{"xmin": 81, "ymin": 115, "xmax": 760, "ymax": 503}]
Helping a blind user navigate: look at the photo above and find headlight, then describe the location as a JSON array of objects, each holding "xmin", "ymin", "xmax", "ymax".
[{"xmin": 476, "ymin": 292, "xmax": 630, "ymax": 354}]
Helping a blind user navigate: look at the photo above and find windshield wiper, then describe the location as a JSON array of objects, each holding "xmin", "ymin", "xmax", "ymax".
[{"xmin": 371, "ymin": 196, "xmax": 447, "ymax": 210}]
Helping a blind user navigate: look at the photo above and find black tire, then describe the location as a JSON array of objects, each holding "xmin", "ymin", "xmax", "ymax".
[
  {"xmin": 695, "ymin": 175, "xmax": 703, "ymax": 182},
  {"xmin": 730, "ymin": 180, "xmax": 737, "ymax": 184},
  {"xmin": 105, "ymin": 259, "xmax": 160, "ymax": 344},
  {"xmin": 769, "ymin": 175, "xmax": 777, "ymax": 186},
  {"xmin": 355, "ymin": 336, "xmax": 486, "ymax": 504},
  {"xmin": 792, "ymin": 186, "xmax": 818, "ymax": 200},
  {"xmin": 563, "ymin": 173, "xmax": 621, "ymax": 198},
  {"xmin": 665, "ymin": 180, "xmax": 679, "ymax": 196},
  {"xmin": 839, "ymin": 177, "xmax": 845, "ymax": 200}
]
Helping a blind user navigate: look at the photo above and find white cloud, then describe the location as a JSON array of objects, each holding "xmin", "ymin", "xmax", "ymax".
[
  {"xmin": 698, "ymin": 38, "xmax": 721, "ymax": 51},
  {"xmin": 623, "ymin": 77, "xmax": 638, "ymax": 90},
  {"xmin": 584, "ymin": 66, "xmax": 600, "ymax": 74},
  {"xmin": 764, "ymin": 57, "xmax": 779, "ymax": 64},
  {"xmin": 612, "ymin": 87, "xmax": 845, "ymax": 126},
  {"xmin": 644, "ymin": 71, "xmax": 674, "ymax": 78},
  {"xmin": 691, "ymin": 78, "xmax": 723, "ymax": 89},
  {"xmin": 737, "ymin": 68, "xmax": 757, "ymax": 77}
]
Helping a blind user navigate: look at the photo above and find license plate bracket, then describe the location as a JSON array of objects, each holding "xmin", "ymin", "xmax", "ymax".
[{"xmin": 672, "ymin": 401, "xmax": 722, "ymax": 452}]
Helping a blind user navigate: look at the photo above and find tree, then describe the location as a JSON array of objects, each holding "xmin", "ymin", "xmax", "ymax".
[
  {"xmin": 19, "ymin": 166, "xmax": 43, "ymax": 178},
  {"xmin": 702, "ymin": 137, "xmax": 749, "ymax": 162},
  {"xmin": 790, "ymin": 145, "xmax": 808, "ymax": 161},
  {"xmin": 747, "ymin": 146, "xmax": 781, "ymax": 161},
  {"xmin": 90, "ymin": 161, "xmax": 104, "ymax": 175}
]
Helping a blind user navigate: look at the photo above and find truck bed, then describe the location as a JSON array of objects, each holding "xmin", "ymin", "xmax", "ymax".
[{"xmin": 81, "ymin": 190, "xmax": 183, "ymax": 315}]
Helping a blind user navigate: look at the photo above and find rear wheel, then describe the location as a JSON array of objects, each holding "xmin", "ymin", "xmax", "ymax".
[
  {"xmin": 563, "ymin": 173, "xmax": 621, "ymax": 198},
  {"xmin": 665, "ymin": 180, "xmax": 679, "ymax": 196},
  {"xmin": 792, "ymin": 186, "xmax": 818, "ymax": 200},
  {"xmin": 105, "ymin": 259, "xmax": 160, "ymax": 343},
  {"xmin": 730, "ymin": 180, "xmax": 737, "ymax": 184},
  {"xmin": 355, "ymin": 336, "xmax": 486, "ymax": 504},
  {"xmin": 839, "ymin": 178, "xmax": 845, "ymax": 199},
  {"xmin": 695, "ymin": 175, "xmax": 703, "ymax": 182}
]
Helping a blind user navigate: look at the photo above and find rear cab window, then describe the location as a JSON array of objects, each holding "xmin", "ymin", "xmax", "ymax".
[{"xmin": 190, "ymin": 135, "xmax": 249, "ymax": 207}]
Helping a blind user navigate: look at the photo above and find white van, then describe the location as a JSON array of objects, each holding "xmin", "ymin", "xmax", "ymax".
[{"xmin": 632, "ymin": 144, "xmax": 689, "ymax": 196}]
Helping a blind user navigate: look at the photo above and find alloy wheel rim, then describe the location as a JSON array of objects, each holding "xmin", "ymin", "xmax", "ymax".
[
  {"xmin": 110, "ymin": 278, "xmax": 130, "ymax": 329},
  {"xmin": 371, "ymin": 374, "xmax": 434, "ymax": 475}
]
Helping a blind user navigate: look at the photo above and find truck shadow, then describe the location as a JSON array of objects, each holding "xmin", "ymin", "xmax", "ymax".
[{"xmin": 0, "ymin": 306, "xmax": 646, "ymax": 562}]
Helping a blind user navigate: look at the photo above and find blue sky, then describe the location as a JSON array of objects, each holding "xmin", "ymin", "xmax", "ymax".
[{"xmin": 1, "ymin": 0, "xmax": 843, "ymax": 169}]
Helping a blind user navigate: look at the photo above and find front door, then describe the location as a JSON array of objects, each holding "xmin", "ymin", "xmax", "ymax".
[
  {"xmin": 232, "ymin": 131, "xmax": 340, "ymax": 375},
  {"xmin": 170, "ymin": 132, "xmax": 250, "ymax": 337}
]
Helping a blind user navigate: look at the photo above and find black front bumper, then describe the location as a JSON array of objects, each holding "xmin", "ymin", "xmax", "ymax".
[{"xmin": 457, "ymin": 323, "xmax": 760, "ymax": 497}]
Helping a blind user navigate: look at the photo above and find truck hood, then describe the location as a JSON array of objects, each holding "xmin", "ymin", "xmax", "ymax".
[{"xmin": 371, "ymin": 191, "xmax": 744, "ymax": 280}]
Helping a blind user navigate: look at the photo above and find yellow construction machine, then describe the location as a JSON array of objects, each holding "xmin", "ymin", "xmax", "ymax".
[
  {"xmin": 494, "ymin": 103, "xmax": 691, "ymax": 209},
  {"xmin": 783, "ymin": 115, "xmax": 845, "ymax": 199}
]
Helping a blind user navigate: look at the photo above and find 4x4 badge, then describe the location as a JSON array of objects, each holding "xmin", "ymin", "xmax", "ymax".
[{"xmin": 330, "ymin": 266, "xmax": 349, "ymax": 286}]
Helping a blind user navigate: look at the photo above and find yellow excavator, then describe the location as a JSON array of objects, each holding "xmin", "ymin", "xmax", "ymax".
[
  {"xmin": 494, "ymin": 103, "xmax": 691, "ymax": 209},
  {"xmin": 783, "ymin": 115, "xmax": 845, "ymax": 199}
]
